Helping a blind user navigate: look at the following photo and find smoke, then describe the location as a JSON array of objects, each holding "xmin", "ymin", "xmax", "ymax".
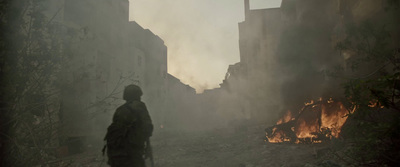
[
  {"xmin": 193, "ymin": 0, "xmax": 350, "ymax": 128},
  {"xmin": 275, "ymin": 0, "xmax": 345, "ymax": 111},
  {"xmin": 129, "ymin": 0, "xmax": 281, "ymax": 92}
]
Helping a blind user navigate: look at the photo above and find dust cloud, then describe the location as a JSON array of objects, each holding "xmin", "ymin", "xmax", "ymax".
[
  {"xmin": 2, "ymin": 0, "xmax": 398, "ymax": 166},
  {"xmin": 129, "ymin": 0, "xmax": 282, "ymax": 93}
]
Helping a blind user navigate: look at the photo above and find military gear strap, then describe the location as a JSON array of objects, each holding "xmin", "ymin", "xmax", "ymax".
[
  {"xmin": 102, "ymin": 144, "xmax": 106, "ymax": 156},
  {"xmin": 145, "ymin": 139, "xmax": 154, "ymax": 167}
]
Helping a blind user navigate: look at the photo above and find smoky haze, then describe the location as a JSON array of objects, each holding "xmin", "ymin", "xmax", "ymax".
[
  {"xmin": 129, "ymin": 0, "xmax": 282, "ymax": 93},
  {"xmin": 2, "ymin": 0, "xmax": 398, "ymax": 166}
]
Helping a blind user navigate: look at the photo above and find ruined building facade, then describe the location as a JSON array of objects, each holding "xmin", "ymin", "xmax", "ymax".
[
  {"xmin": 204, "ymin": 0, "xmax": 399, "ymax": 127},
  {"xmin": 236, "ymin": 0, "xmax": 342, "ymax": 122},
  {"xmin": 164, "ymin": 74, "xmax": 202, "ymax": 131},
  {"xmin": 48, "ymin": 0, "xmax": 170, "ymax": 154}
]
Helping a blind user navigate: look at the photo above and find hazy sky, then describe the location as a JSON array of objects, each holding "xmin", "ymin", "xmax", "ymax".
[{"xmin": 129, "ymin": 0, "xmax": 282, "ymax": 93}]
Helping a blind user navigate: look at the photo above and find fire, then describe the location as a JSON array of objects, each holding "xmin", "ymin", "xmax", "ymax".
[
  {"xmin": 320, "ymin": 101, "xmax": 348, "ymax": 138},
  {"xmin": 368, "ymin": 99, "xmax": 384, "ymax": 108},
  {"xmin": 265, "ymin": 97, "xmax": 351, "ymax": 144},
  {"xmin": 276, "ymin": 110, "xmax": 292, "ymax": 125},
  {"xmin": 305, "ymin": 100, "xmax": 314, "ymax": 106},
  {"xmin": 296, "ymin": 120, "xmax": 318, "ymax": 138},
  {"xmin": 267, "ymin": 128, "xmax": 283, "ymax": 143}
]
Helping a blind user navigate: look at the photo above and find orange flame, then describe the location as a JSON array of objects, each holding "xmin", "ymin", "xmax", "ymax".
[
  {"xmin": 320, "ymin": 101, "xmax": 348, "ymax": 138},
  {"xmin": 296, "ymin": 120, "xmax": 318, "ymax": 138},
  {"xmin": 266, "ymin": 97, "xmax": 351, "ymax": 144},
  {"xmin": 277, "ymin": 110, "xmax": 292, "ymax": 125}
]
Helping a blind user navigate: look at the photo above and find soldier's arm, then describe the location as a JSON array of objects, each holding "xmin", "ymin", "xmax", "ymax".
[
  {"xmin": 131, "ymin": 102, "xmax": 154, "ymax": 138},
  {"xmin": 112, "ymin": 107, "xmax": 131, "ymax": 125},
  {"xmin": 141, "ymin": 103, "xmax": 154, "ymax": 137},
  {"xmin": 112, "ymin": 109, "xmax": 122, "ymax": 123}
]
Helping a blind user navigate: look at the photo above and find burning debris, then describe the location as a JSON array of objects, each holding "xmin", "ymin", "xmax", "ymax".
[{"xmin": 265, "ymin": 98, "xmax": 351, "ymax": 144}]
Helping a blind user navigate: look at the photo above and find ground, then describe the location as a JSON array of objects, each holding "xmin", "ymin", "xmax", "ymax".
[{"xmin": 49, "ymin": 124, "xmax": 341, "ymax": 167}]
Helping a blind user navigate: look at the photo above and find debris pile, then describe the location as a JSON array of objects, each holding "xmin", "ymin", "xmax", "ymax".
[{"xmin": 265, "ymin": 98, "xmax": 352, "ymax": 144}]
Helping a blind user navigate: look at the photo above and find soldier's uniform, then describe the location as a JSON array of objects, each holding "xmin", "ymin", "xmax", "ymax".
[{"xmin": 104, "ymin": 85, "xmax": 153, "ymax": 167}]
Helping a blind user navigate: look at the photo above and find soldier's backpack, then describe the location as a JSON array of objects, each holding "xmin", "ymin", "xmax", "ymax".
[
  {"xmin": 102, "ymin": 122, "xmax": 129, "ymax": 157},
  {"xmin": 102, "ymin": 104, "xmax": 138, "ymax": 159}
]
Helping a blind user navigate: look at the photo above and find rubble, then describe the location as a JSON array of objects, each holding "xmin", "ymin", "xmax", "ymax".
[{"xmin": 265, "ymin": 98, "xmax": 350, "ymax": 144}]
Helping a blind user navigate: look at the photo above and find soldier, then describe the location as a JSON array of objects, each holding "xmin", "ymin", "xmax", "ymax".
[{"xmin": 104, "ymin": 84, "xmax": 153, "ymax": 167}]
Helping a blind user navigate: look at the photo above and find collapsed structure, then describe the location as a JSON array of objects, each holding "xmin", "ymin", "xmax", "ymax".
[
  {"xmin": 12, "ymin": 0, "xmax": 398, "ymax": 157},
  {"xmin": 40, "ymin": 0, "xmax": 197, "ymax": 155},
  {"xmin": 202, "ymin": 0, "xmax": 399, "ymax": 138}
]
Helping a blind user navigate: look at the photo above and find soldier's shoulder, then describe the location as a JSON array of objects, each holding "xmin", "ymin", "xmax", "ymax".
[
  {"xmin": 116, "ymin": 104, "xmax": 127, "ymax": 110},
  {"xmin": 128, "ymin": 101, "xmax": 147, "ymax": 110},
  {"xmin": 114, "ymin": 104, "xmax": 130, "ymax": 115}
]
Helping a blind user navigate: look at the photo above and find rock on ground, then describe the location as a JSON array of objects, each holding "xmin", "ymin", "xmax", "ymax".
[{"xmin": 52, "ymin": 124, "xmax": 343, "ymax": 167}]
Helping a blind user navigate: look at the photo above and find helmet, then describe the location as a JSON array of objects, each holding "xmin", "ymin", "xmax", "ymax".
[{"xmin": 123, "ymin": 84, "xmax": 143, "ymax": 101}]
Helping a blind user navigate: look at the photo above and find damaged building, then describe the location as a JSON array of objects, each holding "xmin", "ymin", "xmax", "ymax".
[
  {"xmin": 201, "ymin": 0, "xmax": 399, "ymax": 129},
  {"xmin": 43, "ymin": 0, "xmax": 183, "ymax": 155}
]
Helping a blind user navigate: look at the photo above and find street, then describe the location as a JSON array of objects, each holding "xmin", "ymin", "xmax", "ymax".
[{"xmin": 59, "ymin": 124, "xmax": 333, "ymax": 167}]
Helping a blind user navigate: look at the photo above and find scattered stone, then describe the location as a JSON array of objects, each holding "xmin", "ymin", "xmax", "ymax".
[
  {"xmin": 246, "ymin": 163, "xmax": 255, "ymax": 167},
  {"xmin": 319, "ymin": 160, "xmax": 341, "ymax": 167},
  {"xmin": 261, "ymin": 150, "xmax": 270, "ymax": 154},
  {"xmin": 316, "ymin": 147, "xmax": 331, "ymax": 158},
  {"xmin": 304, "ymin": 163, "xmax": 316, "ymax": 167}
]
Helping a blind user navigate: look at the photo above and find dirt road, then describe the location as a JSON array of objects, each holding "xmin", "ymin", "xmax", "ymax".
[
  {"xmin": 59, "ymin": 124, "xmax": 339, "ymax": 167},
  {"xmin": 150, "ymin": 125, "xmax": 332, "ymax": 167}
]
